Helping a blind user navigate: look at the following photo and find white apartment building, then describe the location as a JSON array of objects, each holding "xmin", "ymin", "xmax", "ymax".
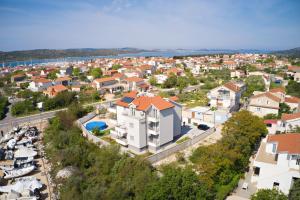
[
  {"xmin": 207, "ymin": 81, "xmax": 246, "ymax": 112},
  {"xmin": 110, "ymin": 91, "xmax": 182, "ymax": 153},
  {"xmin": 251, "ymin": 134, "xmax": 300, "ymax": 195}
]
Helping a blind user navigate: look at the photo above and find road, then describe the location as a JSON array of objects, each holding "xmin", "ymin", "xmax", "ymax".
[{"xmin": 0, "ymin": 99, "xmax": 118, "ymax": 132}]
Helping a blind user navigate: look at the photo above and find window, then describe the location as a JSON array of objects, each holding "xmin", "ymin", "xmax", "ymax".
[
  {"xmin": 297, "ymin": 159, "xmax": 300, "ymax": 165},
  {"xmin": 272, "ymin": 144, "xmax": 277, "ymax": 153},
  {"xmin": 273, "ymin": 182, "xmax": 279, "ymax": 189},
  {"xmin": 129, "ymin": 123, "xmax": 134, "ymax": 128},
  {"xmin": 256, "ymin": 107, "xmax": 261, "ymax": 111},
  {"xmin": 254, "ymin": 167, "xmax": 260, "ymax": 176},
  {"xmin": 130, "ymin": 136, "xmax": 134, "ymax": 141},
  {"xmin": 287, "ymin": 154, "xmax": 290, "ymax": 160},
  {"xmin": 266, "ymin": 123, "xmax": 272, "ymax": 127}
]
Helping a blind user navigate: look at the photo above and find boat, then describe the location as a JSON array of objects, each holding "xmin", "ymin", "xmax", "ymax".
[
  {"xmin": 15, "ymin": 157, "xmax": 34, "ymax": 166},
  {"xmin": 15, "ymin": 139, "xmax": 34, "ymax": 149},
  {"xmin": 0, "ymin": 176, "xmax": 42, "ymax": 193},
  {"xmin": 0, "ymin": 133, "xmax": 14, "ymax": 144},
  {"xmin": 7, "ymin": 139, "xmax": 17, "ymax": 149},
  {"xmin": 14, "ymin": 147, "xmax": 37, "ymax": 159},
  {"xmin": 3, "ymin": 165, "xmax": 35, "ymax": 179}
]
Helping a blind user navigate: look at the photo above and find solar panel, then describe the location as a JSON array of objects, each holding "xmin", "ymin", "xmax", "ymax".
[{"xmin": 121, "ymin": 97, "xmax": 134, "ymax": 103}]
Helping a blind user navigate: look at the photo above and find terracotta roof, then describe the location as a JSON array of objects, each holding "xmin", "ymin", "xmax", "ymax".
[
  {"xmin": 288, "ymin": 66, "xmax": 300, "ymax": 72},
  {"xmin": 269, "ymin": 87, "xmax": 285, "ymax": 94},
  {"xmin": 125, "ymin": 77, "xmax": 144, "ymax": 82},
  {"xmin": 169, "ymin": 96, "xmax": 179, "ymax": 102},
  {"xmin": 132, "ymin": 96, "xmax": 174, "ymax": 111},
  {"xmin": 285, "ymin": 96, "xmax": 300, "ymax": 103},
  {"xmin": 116, "ymin": 91, "xmax": 138, "ymax": 107},
  {"xmin": 116, "ymin": 92, "xmax": 174, "ymax": 111},
  {"xmin": 94, "ymin": 77, "xmax": 116, "ymax": 83},
  {"xmin": 281, "ymin": 112, "xmax": 300, "ymax": 121},
  {"xmin": 112, "ymin": 73, "xmax": 125, "ymax": 78},
  {"xmin": 47, "ymin": 84, "xmax": 68, "ymax": 92},
  {"xmin": 34, "ymin": 78, "xmax": 51, "ymax": 83},
  {"xmin": 223, "ymin": 82, "xmax": 240, "ymax": 92},
  {"xmin": 252, "ymin": 92, "xmax": 281, "ymax": 102},
  {"xmin": 267, "ymin": 134, "xmax": 300, "ymax": 154},
  {"xmin": 264, "ymin": 119, "xmax": 278, "ymax": 124},
  {"xmin": 55, "ymin": 76, "xmax": 71, "ymax": 82}
]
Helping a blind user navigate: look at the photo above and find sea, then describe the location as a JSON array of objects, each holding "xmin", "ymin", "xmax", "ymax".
[{"xmin": 1, "ymin": 49, "xmax": 270, "ymax": 68}]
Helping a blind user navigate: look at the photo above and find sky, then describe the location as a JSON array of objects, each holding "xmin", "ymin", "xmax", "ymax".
[{"xmin": 0, "ymin": 0, "xmax": 300, "ymax": 51}]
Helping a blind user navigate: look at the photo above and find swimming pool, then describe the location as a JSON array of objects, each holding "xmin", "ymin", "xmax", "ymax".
[{"xmin": 85, "ymin": 121, "xmax": 108, "ymax": 131}]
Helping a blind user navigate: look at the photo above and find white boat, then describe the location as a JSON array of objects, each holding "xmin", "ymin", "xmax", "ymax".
[
  {"xmin": 0, "ymin": 176, "xmax": 42, "ymax": 193},
  {"xmin": 14, "ymin": 147, "xmax": 37, "ymax": 159},
  {"xmin": 3, "ymin": 165, "xmax": 35, "ymax": 179},
  {"xmin": 15, "ymin": 157, "xmax": 34, "ymax": 165},
  {"xmin": 7, "ymin": 138, "xmax": 17, "ymax": 149}
]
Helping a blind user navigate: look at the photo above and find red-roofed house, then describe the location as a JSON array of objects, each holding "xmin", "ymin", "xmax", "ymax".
[
  {"xmin": 28, "ymin": 78, "xmax": 52, "ymax": 92},
  {"xmin": 285, "ymin": 96, "xmax": 300, "ymax": 112},
  {"xmin": 251, "ymin": 134, "xmax": 300, "ymax": 194},
  {"xmin": 281, "ymin": 112, "xmax": 300, "ymax": 132},
  {"xmin": 123, "ymin": 77, "xmax": 146, "ymax": 91},
  {"xmin": 207, "ymin": 81, "xmax": 246, "ymax": 112},
  {"xmin": 111, "ymin": 92, "xmax": 182, "ymax": 152},
  {"xmin": 248, "ymin": 92, "xmax": 281, "ymax": 117},
  {"xmin": 44, "ymin": 84, "xmax": 68, "ymax": 97},
  {"xmin": 92, "ymin": 77, "xmax": 123, "ymax": 94}
]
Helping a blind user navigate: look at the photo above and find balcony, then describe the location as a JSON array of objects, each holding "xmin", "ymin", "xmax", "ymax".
[
  {"xmin": 148, "ymin": 115, "xmax": 159, "ymax": 122},
  {"xmin": 114, "ymin": 125, "xmax": 127, "ymax": 137},
  {"xmin": 115, "ymin": 138, "xmax": 128, "ymax": 146},
  {"xmin": 148, "ymin": 127, "xmax": 159, "ymax": 136}
]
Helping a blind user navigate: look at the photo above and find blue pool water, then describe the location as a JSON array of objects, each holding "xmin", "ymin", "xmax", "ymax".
[{"xmin": 85, "ymin": 121, "xmax": 107, "ymax": 131}]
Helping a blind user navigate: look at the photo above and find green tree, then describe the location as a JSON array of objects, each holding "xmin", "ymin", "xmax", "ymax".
[
  {"xmin": 72, "ymin": 68, "xmax": 80, "ymax": 76},
  {"xmin": 11, "ymin": 100, "xmax": 36, "ymax": 116},
  {"xmin": 90, "ymin": 68, "xmax": 103, "ymax": 78},
  {"xmin": 0, "ymin": 96, "xmax": 8, "ymax": 119},
  {"xmin": 251, "ymin": 189, "xmax": 288, "ymax": 200},
  {"xmin": 162, "ymin": 73, "xmax": 177, "ymax": 88},
  {"xmin": 286, "ymin": 80, "xmax": 300, "ymax": 97},
  {"xmin": 279, "ymin": 103, "xmax": 292, "ymax": 117},
  {"xmin": 149, "ymin": 76, "xmax": 157, "ymax": 86},
  {"xmin": 244, "ymin": 75, "xmax": 266, "ymax": 97},
  {"xmin": 143, "ymin": 166, "xmax": 210, "ymax": 200},
  {"xmin": 176, "ymin": 76, "xmax": 188, "ymax": 93},
  {"xmin": 263, "ymin": 113, "xmax": 278, "ymax": 120},
  {"xmin": 47, "ymin": 70, "xmax": 58, "ymax": 80},
  {"xmin": 111, "ymin": 64, "xmax": 122, "ymax": 70},
  {"xmin": 289, "ymin": 178, "xmax": 300, "ymax": 200}
]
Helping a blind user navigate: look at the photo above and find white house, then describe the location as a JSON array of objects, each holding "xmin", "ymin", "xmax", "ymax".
[
  {"xmin": 28, "ymin": 78, "xmax": 52, "ymax": 92},
  {"xmin": 111, "ymin": 91, "xmax": 182, "ymax": 153},
  {"xmin": 248, "ymin": 92, "xmax": 281, "ymax": 117},
  {"xmin": 207, "ymin": 81, "xmax": 246, "ymax": 112},
  {"xmin": 281, "ymin": 112, "xmax": 300, "ymax": 132},
  {"xmin": 251, "ymin": 134, "xmax": 300, "ymax": 195}
]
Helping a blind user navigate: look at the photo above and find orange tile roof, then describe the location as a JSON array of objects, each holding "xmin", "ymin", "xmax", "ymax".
[
  {"xmin": 48, "ymin": 84, "xmax": 68, "ymax": 92},
  {"xmin": 281, "ymin": 112, "xmax": 300, "ymax": 121},
  {"xmin": 34, "ymin": 78, "xmax": 51, "ymax": 83},
  {"xmin": 169, "ymin": 96, "xmax": 179, "ymax": 102},
  {"xmin": 267, "ymin": 134, "xmax": 300, "ymax": 154},
  {"xmin": 132, "ymin": 96, "xmax": 174, "ymax": 111},
  {"xmin": 269, "ymin": 87, "xmax": 285, "ymax": 94},
  {"xmin": 285, "ymin": 96, "xmax": 300, "ymax": 103},
  {"xmin": 223, "ymin": 82, "xmax": 240, "ymax": 92},
  {"xmin": 112, "ymin": 73, "xmax": 125, "ymax": 78},
  {"xmin": 94, "ymin": 77, "xmax": 116, "ymax": 83},
  {"xmin": 116, "ymin": 92, "xmax": 174, "ymax": 111},
  {"xmin": 252, "ymin": 92, "xmax": 281, "ymax": 102},
  {"xmin": 125, "ymin": 77, "xmax": 144, "ymax": 82},
  {"xmin": 55, "ymin": 76, "xmax": 71, "ymax": 82}
]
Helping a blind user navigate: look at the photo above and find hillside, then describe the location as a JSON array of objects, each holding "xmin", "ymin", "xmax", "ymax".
[
  {"xmin": 273, "ymin": 47, "xmax": 300, "ymax": 58},
  {"xmin": 0, "ymin": 48, "xmax": 145, "ymax": 62}
]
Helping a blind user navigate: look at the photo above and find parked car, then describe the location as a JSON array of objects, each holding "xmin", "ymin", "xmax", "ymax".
[{"xmin": 197, "ymin": 124, "xmax": 210, "ymax": 130}]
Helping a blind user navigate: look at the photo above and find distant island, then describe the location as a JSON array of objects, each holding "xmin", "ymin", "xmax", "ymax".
[
  {"xmin": 273, "ymin": 47, "xmax": 300, "ymax": 58},
  {"xmin": 0, "ymin": 48, "xmax": 146, "ymax": 62}
]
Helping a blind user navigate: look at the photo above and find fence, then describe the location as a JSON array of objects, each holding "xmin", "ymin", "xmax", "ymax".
[
  {"xmin": 146, "ymin": 128, "xmax": 215, "ymax": 164},
  {"xmin": 76, "ymin": 112, "xmax": 110, "ymax": 146}
]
